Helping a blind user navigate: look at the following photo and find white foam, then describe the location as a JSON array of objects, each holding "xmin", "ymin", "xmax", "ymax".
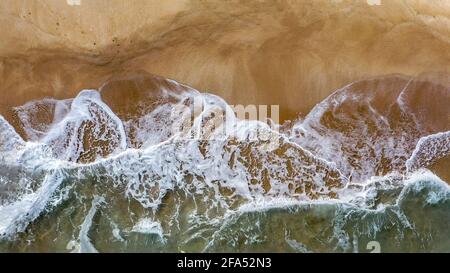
[
  {"xmin": 78, "ymin": 196, "xmax": 104, "ymax": 253},
  {"xmin": 42, "ymin": 90, "xmax": 127, "ymax": 162},
  {"xmin": 0, "ymin": 115, "xmax": 25, "ymax": 161},
  {"xmin": 0, "ymin": 80, "xmax": 448, "ymax": 246},
  {"xmin": 290, "ymin": 80, "xmax": 427, "ymax": 183},
  {"xmin": 397, "ymin": 169, "xmax": 450, "ymax": 206},
  {"xmin": 13, "ymin": 98, "xmax": 71, "ymax": 141},
  {"xmin": 406, "ymin": 131, "xmax": 450, "ymax": 172},
  {"xmin": 0, "ymin": 170, "xmax": 65, "ymax": 239},
  {"xmin": 131, "ymin": 218, "xmax": 165, "ymax": 242}
]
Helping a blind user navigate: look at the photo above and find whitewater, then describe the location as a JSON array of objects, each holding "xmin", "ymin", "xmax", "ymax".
[{"xmin": 0, "ymin": 74, "xmax": 449, "ymax": 252}]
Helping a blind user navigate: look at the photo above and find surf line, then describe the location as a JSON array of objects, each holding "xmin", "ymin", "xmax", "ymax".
[{"xmin": 177, "ymin": 257, "xmax": 211, "ymax": 271}]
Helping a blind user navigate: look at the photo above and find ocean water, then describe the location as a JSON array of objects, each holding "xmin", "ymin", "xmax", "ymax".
[{"xmin": 0, "ymin": 74, "xmax": 449, "ymax": 252}]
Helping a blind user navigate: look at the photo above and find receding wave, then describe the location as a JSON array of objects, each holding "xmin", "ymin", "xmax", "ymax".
[{"xmin": 0, "ymin": 73, "xmax": 449, "ymax": 252}]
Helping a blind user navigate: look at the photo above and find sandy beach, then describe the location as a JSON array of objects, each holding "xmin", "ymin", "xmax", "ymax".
[{"xmin": 0, "ymin": 0, "xmax": 449, "ymax": 122}]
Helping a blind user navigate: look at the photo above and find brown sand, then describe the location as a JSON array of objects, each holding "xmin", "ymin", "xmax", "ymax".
[{"xmin": 0, "ymin": 0, "xmax": 449, "ymax": 123}]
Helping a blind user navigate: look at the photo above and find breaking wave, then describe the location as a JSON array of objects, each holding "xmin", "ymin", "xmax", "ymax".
[{"xmin": 0, "ymin": 73, "xmax": 449, "ymax": 252}]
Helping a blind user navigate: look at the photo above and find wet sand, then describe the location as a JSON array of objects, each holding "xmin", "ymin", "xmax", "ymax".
[
  {"xmin": 0, "ymin": 0, "xmax": 449, "ymax": 123},
  {"xmin": 0, "ymin": 1, "xmax": 449, "ymax": 253}
]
